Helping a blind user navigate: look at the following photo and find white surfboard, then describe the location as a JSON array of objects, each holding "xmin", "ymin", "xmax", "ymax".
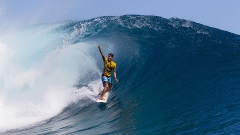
[
  {"xmin": 96, "ymin": 98, "xmax": 107, "ymax": 103},
  {"xmin": 96, "ymin": 92, "xmax": 109, "ymax": 103}
]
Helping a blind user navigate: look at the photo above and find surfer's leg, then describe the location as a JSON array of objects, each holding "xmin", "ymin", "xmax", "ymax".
[
  {"xmin": 99, "ymin": 76, "xmax": 108, "ymax": 98},
  {"xmin": 100, "ymin": 76, "xmax": 112, "ymax": 100},
  {"xmin": 100, "ymin": 83, "xmax": 109, "ymax": 100},
  {"xmin": 107, "ymin": 82, "xmax": 112, "ymax": 91}
]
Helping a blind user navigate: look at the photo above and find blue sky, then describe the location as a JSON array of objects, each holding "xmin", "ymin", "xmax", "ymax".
[{"xmin": 0, "ymin": 0, "xmax": 239, "ymax": 35}]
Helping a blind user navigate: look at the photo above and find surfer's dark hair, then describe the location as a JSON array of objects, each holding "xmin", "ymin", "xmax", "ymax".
[{"xmin": 108, "ymin": 53, "xmax": 114, "ymax": 57}]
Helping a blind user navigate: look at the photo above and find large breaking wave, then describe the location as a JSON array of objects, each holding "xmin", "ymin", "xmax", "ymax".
[{"xmin": 1, "ymin": 15, "xmax": 240, "ymax": 134}]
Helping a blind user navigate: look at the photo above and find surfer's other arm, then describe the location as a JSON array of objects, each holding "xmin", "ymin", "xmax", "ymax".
[
  {"xmin": 113, "ymin": 68, "xmax": 119, "ymax": 83},
  {"xmin": 97, "ymin": 44, "xmax": 105, "ymax": 61}
]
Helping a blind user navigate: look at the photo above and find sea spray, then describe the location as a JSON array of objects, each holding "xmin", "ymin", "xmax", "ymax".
[{"xmin": 0, "ymin": 26, "xmax": 102, "ymax": 131}]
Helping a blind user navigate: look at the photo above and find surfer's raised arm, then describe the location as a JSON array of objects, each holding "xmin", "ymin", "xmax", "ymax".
[{"xmin": 97, "ymin": 44, "xmax": 105, "ymax": 61}]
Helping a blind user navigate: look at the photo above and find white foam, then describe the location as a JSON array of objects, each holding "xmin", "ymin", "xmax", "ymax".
[
  {"xmin": 0, "ymin": 85, "xmax": 102, "ymax": 132},
  {"xmin": 0, "ymin": 39, "xmax": 102, "ymax": 132}
]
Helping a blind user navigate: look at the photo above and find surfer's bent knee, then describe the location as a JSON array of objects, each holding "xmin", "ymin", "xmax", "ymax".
[{"xmin": 103, "ymin": 81, "xmax": 109, "ymax": 88}]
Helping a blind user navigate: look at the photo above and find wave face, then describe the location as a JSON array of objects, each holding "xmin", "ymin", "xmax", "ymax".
[{"xmin": 1, "ymin": 15, "xmax": 240, "ymax": 134}]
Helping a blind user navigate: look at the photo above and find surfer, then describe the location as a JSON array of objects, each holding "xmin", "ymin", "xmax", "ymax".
[{"xmin": 97, "ymin": 45, "xmax": 119, "ymax": 100}]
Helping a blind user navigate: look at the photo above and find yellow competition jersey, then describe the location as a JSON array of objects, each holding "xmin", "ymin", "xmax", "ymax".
[{"xmin": 103, "ymin": 57, "xmax": 116, "ymax": 77}]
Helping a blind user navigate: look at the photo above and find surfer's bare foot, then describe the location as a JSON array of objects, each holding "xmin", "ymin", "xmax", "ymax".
[{"xmin": 100, "ymin": 97, "xmax": 105, "ymax": 100}]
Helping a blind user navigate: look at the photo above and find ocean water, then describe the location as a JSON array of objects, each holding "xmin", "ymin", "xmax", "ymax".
[{"xmin": 1, "ymin": 15, "xmax": 240, "ymax": 134}]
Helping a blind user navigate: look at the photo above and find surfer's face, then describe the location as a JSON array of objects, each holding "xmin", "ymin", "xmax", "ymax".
[{"xmin": 108, "ymin": 55, "xmax": 113, "ymax": 61}]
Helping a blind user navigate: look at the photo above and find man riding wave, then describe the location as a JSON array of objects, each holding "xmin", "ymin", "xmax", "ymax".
[{"xmin": 97, "ymin": 45, "xmax": 119, "ymax": 100}]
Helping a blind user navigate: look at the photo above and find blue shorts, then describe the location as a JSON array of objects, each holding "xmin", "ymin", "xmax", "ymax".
[{"xmin": 102, "ymin": 75, "xmax": 112, "ymax": 87}]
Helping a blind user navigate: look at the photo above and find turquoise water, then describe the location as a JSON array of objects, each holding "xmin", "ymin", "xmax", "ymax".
[{"xmin": 1, "ymin": 15, "xmax": 240, "ymax": 134}]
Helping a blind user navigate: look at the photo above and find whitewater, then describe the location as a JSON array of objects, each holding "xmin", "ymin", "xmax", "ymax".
[
  {"xmin": 0, "ymin": 22, "xmax": 103, "ymax": 131},
  {"xmin": 1, "ymin": 15, "xmax": 240, "ymax": 134}
]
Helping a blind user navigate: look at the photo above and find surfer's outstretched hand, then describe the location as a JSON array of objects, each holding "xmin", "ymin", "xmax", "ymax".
[{"xmin": 115, "ymin": 78, "xmax": 119, "ymax": 83}]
